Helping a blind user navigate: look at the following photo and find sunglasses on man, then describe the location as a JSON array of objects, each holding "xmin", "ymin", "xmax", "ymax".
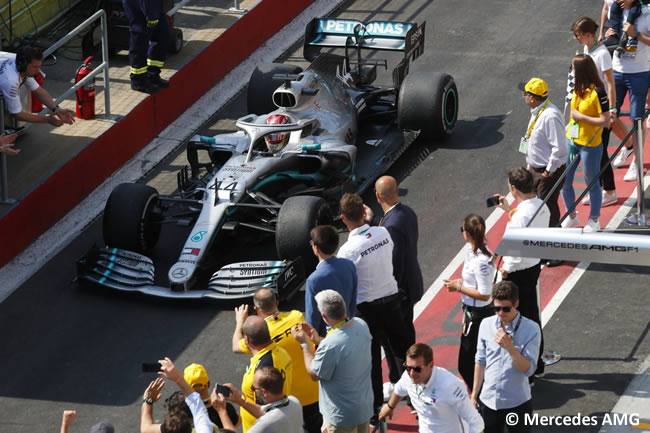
[
  {"xmin": 402, "ymin": 363, "xmax": 424, "ymax": 373},
  {"xmin": 493, "ymin": 305, "xmax": 512, "ymax": 313}
]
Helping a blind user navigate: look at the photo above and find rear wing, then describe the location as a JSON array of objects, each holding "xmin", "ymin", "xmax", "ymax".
[{"xmin": 304, "ymin": 18, "xmax": 425, "ymax": 87}]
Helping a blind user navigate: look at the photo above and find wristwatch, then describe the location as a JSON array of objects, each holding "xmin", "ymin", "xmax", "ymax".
[{"xmin": 143, "ymin": 397, "xmax": 154, "ymax": 405}]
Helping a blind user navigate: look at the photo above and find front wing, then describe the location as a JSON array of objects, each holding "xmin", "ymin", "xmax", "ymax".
[{"xmin": 76, "ymin": 247, "xmax": 305, "ymax": 300}]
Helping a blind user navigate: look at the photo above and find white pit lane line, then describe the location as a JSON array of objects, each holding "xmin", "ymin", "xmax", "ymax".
[{"xmin": 0, "ymin": 0, "xmax": 346, "ymax": 304}]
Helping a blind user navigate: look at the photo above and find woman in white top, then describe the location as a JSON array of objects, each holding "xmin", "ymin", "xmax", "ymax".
[
  {"xmin": 444, "ymin": 214, "xmax": 495, "ymax": 391},
  {"xmin": 572, "ymin": 16, "xmax": 618, "ymax": 207}
]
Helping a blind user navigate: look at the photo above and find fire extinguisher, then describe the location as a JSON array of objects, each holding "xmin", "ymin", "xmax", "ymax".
[
  {"xmin": 75, "ymin": 56, "xmax": 95, "ymax": 119},
  {"xmin": 31, "ymin": 71, "xmax": 43, "ymax": 113}
]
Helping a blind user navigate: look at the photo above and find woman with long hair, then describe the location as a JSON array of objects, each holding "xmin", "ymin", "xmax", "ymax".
[
  {"xmin": 571, "ymin": 16, "xmax": 618, "ymax": 207},
  {"xmin": 444, "ymin": 214, "xmax": 495, "ymax": 391},
  {"xmin": 561, "ymin": 54, "xmax": 610, "ymax": 232}
]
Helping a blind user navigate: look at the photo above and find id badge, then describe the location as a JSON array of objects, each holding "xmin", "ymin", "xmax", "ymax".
[
  {"xmin": 518, "ymin": 137, "xmax": 529, "ymax": 154},
  {"xmin": 569, "ymin": 122, "xmax": 579, "ymax": 139}
]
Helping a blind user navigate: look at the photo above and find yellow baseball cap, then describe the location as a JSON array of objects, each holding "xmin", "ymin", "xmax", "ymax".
[
  {"xmin": 518, "ymin": 77, "xmax": 548, "ymax": 98},
  {"xmin": 184, "ymin": 363, "xmax": 209, "ymax": 390}
]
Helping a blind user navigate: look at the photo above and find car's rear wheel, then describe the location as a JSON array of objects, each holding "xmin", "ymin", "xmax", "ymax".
[
  {"xmin": 103, "ymin": 183, "xmax": 161, "ymax": 253},
  {"xmin": 276, "ymin": 196, "xmax": 333, "ymax": 273},
  {"xmin": 247, "ymin": 63, "xmax": 303, "ymax": 115},
  {"xmin": 398, "ymin": 72, "xmax": 458, "ymax": 139}
]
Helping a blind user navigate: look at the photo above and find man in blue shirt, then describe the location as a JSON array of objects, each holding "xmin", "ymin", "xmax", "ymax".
[
  {"xmin": 471, "ymin": 281, "xmax": 541, "ymax": 433},
  {"xmin": 292, "ymin": 290, "xmax": 373, "ymax": 433},
  {"xmin": 305, "ymin": 225, "xmax": 357, "ymax": 336}
]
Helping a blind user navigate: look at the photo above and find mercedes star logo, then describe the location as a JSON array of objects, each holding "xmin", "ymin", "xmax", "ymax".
[{"xmin": 172, "ymin": 268, "xmax": 189, "ymax": 279}]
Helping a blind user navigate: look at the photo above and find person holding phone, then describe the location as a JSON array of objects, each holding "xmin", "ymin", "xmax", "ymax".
[
  {"xmin": 494, "ymin": 167, "xmax": 549, "ymax": 380},
  {"xmin": 472, "ymin": 281, "xmax": 541, "ymax": 433},
  {"xmin": 183, "ymin": 363, "xmax": 241, "ymax": 429},
  {"xmin": 443, "ymin": 214, "xmax": 495, "ymax": 391},
  {"xmin": 561, "ymin": 54, "xmax": 610, "ymax": 232}
]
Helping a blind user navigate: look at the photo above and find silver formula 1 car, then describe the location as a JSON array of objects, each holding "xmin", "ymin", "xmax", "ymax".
[{"xmin": 77, "ymin": 18, "xmax": 459, "ymax": 300}]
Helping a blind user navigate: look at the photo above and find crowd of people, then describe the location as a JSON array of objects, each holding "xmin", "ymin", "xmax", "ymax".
[{"xmin": 55, "ymin": 1, "xmax": 650, "ymax": 433}]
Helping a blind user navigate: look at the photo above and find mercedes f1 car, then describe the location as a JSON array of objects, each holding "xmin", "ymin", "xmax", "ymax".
[{"xmin": 77, "ymin": 17, "xmax": 459, "ymax": 300}]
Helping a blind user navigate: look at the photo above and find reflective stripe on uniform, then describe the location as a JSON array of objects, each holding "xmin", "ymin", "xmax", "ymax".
[
  {"xmin": 130, "ymin": 66, "xmax": 148, "ymax": 75},
  {"xmin": 147, "ymin": 59, "xmax": 164, "ymax": 68}
]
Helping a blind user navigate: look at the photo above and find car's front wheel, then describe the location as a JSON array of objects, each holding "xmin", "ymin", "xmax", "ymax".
[
  {"xmin": 275, "ymin": 196, "xmax": 333, "ymax": 273},
  {"xmin": 103, "ymin": 183, "xmax": 161, "ymax": 253},
  {"xmin": 398, "ymin": 72, "xmax": 458, "ymax": 139}
]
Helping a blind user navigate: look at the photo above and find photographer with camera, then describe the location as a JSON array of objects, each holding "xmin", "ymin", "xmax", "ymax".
[{"xmin": 494, "ymin": 167, "xmax": 549, "ymax": 381}]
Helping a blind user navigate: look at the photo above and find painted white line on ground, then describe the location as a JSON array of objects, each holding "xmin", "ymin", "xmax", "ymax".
[
  {"xmin": 598, "ymin": 353, "xmax": 650, "ymax": 433},
  {"xmin": 540, "ymin": 175, "xmax": 648, "ymax": 328},
  {"xmin": 0, "ymin": 0, "xmax": 344, "ymax": 304}
]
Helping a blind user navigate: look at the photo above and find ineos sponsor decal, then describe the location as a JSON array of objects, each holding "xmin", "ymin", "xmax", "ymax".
[
  {"xmin": 360, "ymin": 238, "xmax": 390, "ymax": 257},
  {"xmin": 523, "ymin": 240, "xmax": 639, "ymax": 252}
]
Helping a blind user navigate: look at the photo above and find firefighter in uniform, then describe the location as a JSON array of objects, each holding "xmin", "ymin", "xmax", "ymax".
[{"xmin": 122, "ymin": 0, "xmax": 170, "ymax": 94}]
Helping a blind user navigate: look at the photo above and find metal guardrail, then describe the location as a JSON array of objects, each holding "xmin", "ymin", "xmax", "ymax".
[
  {"xmin": 0, "ymin": 9, "xmax": 111, "ymax": 204},
  {"xmin": 42, "ymin": 9, "xmax": 111, "ymax": 117},
  {"xmin": 527, "ymin": 110, "xmax": 650, "ymax": 229}
]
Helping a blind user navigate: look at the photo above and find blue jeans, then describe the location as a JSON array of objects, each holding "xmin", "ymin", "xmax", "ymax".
[
  {"xmin": 615, "ymin": 70, "xmax": 650, "ymax": 120},
  {"xmin": 562, "ymin": 139, "xmax": 603, "ymax": 219}
]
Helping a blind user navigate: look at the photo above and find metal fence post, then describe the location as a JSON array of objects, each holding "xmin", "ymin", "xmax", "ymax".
[
  {"xmin": 0, "ymin": 96, "xmax": 15, "ymax": 204},
  {"xmin": 229, "ymin": 0, "xmax": 247, "ymax": 13},
  {"xmin": 626, "ymin": 118, "xmax": 647, "ymax": 226}
]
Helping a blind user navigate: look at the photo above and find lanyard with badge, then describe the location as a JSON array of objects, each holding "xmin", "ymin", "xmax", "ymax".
[
  {"xmin": 519, "ymin": 99, "xmax": 550, "ymax": 154},
  {"xmin": 326, "ymin": 318, "xmax": 351, "ymax": 337}
]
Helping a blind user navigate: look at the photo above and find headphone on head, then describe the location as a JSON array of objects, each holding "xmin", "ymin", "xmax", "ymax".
[{"xmin": 15, "ymin": 48, "xmax": 27, "ymax": 73}]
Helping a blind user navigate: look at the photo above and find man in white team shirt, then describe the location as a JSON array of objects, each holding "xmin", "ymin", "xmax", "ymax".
[
  {"xmin": 495, "ymin": 167, "xmax": 549, "ymax": 378},
  {"xmin": 0, "ymin": 46, "xmax": 74, "ymax": 127},
  {"xmin": 337, "ymin": 192, "xmax": 411, "ymax": 417},
  {"xmin": 379, "ymin": 343, "xmax": 484, "ymax": 433}
]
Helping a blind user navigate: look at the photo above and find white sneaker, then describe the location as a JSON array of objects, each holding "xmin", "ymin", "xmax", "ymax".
[
  {"xmin": 612, "ymin": 146, "xmax": 634, "ymax": 168},
  {"xmin": 581, "ymin": 194, "xmax": 590, "ymax": 205},
  {"xmin": 584, "ymin": 218, "xmax": 601, "ymax": 232},
  {"xmin": 646, "ymin": 115, "xmax": 650, "ymax": 130},
  {"xmin": 601, "ymin": 191, "xmax": 617, "ymax": 207},
  {"xmin": 624, "ymin": 159, "xmax": 639, "ymax": 181},
  {"xmin": 561, "ymin": 214, "xmax": 580, "ymax": 228}
]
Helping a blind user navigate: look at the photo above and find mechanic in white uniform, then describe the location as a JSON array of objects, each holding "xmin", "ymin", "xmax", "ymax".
[
  {"xmin": 0, "ymin": 46, "xmax": 74, "ymax": 127},
  {"xmin": 337, "ymin": 192, "xmax": 411, "ymax": 416},
  {"xmin": 378, "ymin": 343, "xmax": 484, "ymax": 433},
  {"xmin": 444, "ymin": 213, "xmax": 495, "ymax": 392}
]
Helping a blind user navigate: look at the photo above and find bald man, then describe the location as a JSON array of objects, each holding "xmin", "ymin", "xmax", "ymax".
[{"xmin": 367, "ymin": 176, "xmax": 423, "ymax": 346}]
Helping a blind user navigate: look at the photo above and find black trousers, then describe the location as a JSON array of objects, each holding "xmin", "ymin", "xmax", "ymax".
[
  {"xmin": 528, "ymin": 164, "xmax": 566, "ymax": 228},
  {"xmin": 357, "ymin": 294, "xmax": 411, "ymax": 411},
  {"xmin": 458, "ymin": 304, "xmax": 494, "ymax": 391},
  {"xmin": 382, "ymin": 297, "xmax": 416, "ymax": 383},
  {"xmin": 302, "ymin": 401, "xmax": 322, "ymax": 433},
  {"xmin": 480, "ymin": 399, "xmax": 532, "ymax": 433},
  {"xmin": 504, "ymin": 264, "xmax": 544, "ymax": 375},
  {"xmin": 600, "ymin": 128, "xmax": 616, "ymax": 192}
]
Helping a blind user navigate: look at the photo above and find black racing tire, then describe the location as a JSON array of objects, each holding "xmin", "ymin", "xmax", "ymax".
[
  {"xmin": 169, "ymin": 28, "xmax": 183, "ymax": 54},
  {"xmin": 398, "ymin": 72, "xmax": 458, "ymax": 139},
  {"xmin": 103, "ymin": 183, "xmax": 161, "ymax": 253},
  {"xmin": 247, "ymin": 63, "xmax": 303, "ymax": 115},
  {"xmin": 275, "ymin": 196, "xmax": 333, "ymax": 272}
]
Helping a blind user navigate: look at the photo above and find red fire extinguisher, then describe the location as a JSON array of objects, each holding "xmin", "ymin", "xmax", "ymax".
[
  {"xmin": 75, "ymin": 56, "xmax": 95, "ymax": 119},
  {"xmin": 31, "ymin": 71, "xmax": 43, "ymax": 112}
]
